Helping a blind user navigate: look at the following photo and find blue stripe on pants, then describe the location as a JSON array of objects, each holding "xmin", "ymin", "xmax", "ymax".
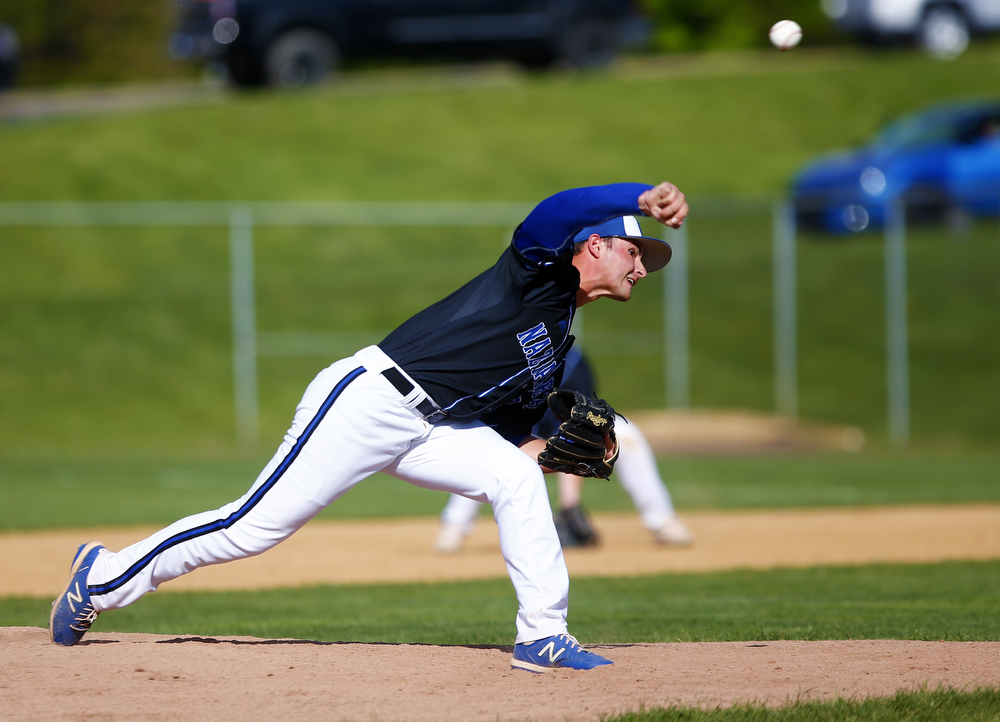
[{"xmin": 89, "ymin": 365, "xmax": 367, "ymax": 597}]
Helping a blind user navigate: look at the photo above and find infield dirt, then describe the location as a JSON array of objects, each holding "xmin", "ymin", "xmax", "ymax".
[
  {"xmin": 4, "ymin": 628, "xmax": 999, "ymax": 722},
  {"xmin": 3, "ymin": 504, "xmax": 1000, "ymax": 721},
  {"xmin": 4, "ymin": 504, "xmax": 1000, "ymax": 596}
]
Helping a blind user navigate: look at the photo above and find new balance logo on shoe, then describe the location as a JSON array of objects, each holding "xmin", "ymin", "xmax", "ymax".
[
  {"xmin": 66, "ymin": 582, "xmax": 85, "ymax": 613},
  {"xmin": 511, "ymin": 633, "xmax": 613, "ymax": 673},
  {"xmin": 50, "ymin": 541, "xmax": 107, "ymax": 647},
  {"xmin": 537, "ymin": 641, "xmax": 567, "ymax": 664}
]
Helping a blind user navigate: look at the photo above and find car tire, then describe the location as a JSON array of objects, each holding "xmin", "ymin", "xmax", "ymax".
[
  {"xmin": 918, "ymin": 5, "xmax": 970, "ymax": 59},
  {"xmin": 555, "ymin": 19, "xmax": 619, "ymax": 69},
  {"xmin": 265, "ymin": 29, "xmax": 339, "ymax": 88}
]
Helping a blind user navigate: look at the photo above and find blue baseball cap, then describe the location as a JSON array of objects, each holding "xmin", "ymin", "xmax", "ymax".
[{"xmin": 572, "ymin": 215, "xmax": 673, "ymax": 272}]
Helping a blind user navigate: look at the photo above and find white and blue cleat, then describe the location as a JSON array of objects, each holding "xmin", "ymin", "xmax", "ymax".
[
  {"xmin": 50, "ymin": 541, "xmax": 106, "ymax": 646},
  {"xmin": 510, "ymin": 634, "xmax": 613, "ymax": 673}
]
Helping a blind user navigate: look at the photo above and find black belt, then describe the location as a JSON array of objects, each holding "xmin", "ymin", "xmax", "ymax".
[{"xmin": 381, "ymin": 367, "xmax": 446, "ymax": 421}]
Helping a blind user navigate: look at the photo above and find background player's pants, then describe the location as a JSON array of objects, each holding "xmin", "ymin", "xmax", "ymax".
[
  {"xmin": 614, "ymin": 419, "xmax": 677, "ymax": 532},
  {"xmin": 440, "ymin": 418, "xmax": 677, "ymax": 532},
  {"xmin": 85, "ymin": 346, "xmax": 569, "ymax": 644}
]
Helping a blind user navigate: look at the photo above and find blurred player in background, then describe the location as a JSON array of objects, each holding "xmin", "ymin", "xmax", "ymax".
[{"xmin": 435, "ymin": 346, "xmax": 693, "ymax": 553}]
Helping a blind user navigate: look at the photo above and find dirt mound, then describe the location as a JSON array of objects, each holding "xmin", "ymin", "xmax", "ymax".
[
  {"xmin": 7, "ymin": 504, "xmax": 1000, "ymax": 720},
  {"xmin": 3, "ymin": 627, "xmax": 997, "ymax": 721},
  {"xmin": 626, "ymin": 410, "xmax": 866, "ymax": 454}
]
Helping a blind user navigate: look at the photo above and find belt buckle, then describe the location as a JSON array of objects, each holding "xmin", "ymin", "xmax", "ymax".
[{"xmin": 416, "ymin": 397, "xmax": 445, "ymax": 423}]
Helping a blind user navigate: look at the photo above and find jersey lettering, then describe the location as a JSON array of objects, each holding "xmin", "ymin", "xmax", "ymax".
[
  {"xmin": 516, "ymin": 322, "xmax": 561, "ymax": 409},
  {"xmin": 523, "ymin": 336, "xmax": 552, "ymax": 360},
  {"xmin": 527, "ymin": 346, "xmax": 554, "ymax": 370},
  {"xmin": 516, "ymin": 322, "xmax": 548, "ymax": 346},
  {"xmin": 529, "ymin": 359, "xmax": 558, "ymax": 381}
]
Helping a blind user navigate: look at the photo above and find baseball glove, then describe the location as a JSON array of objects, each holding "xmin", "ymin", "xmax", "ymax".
[{"xmin": 537, "ymin": 389, "xmax": 619, "ymax": 479}]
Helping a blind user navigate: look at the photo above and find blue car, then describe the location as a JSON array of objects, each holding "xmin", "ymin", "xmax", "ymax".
[{"xmin": 792, "ymin": 100, "xmax": 1000, "ymax": 233}]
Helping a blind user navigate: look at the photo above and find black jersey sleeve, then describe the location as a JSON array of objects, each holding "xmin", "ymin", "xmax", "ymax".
[{"xmin": 512, "ymin": 183, "xmax": 653, "ymax": 264}]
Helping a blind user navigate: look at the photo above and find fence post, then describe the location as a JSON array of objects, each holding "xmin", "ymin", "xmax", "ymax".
[
  {"xmin": 773, "ymin": 201, "xmax": 798, "ymax": 418},
  {"xmin": 885, "ymin": 198, "xmax": 910, "ymax": 447},
  {"xmin": 229, "ymin": 207, "xmax": 259, "ymax": 452},
  {"xmin": 665, "ymin": 224, "xmax": 689, "ymax": 409}
]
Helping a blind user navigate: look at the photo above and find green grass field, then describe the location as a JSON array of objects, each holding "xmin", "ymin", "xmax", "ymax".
[
  {"xmin": 3, "ymin": 47, "xmax": 1000, "ymax": 721},
  {"xmin": 3, "ymin": 48, "xmax": 1000, "ymax": 202},
  {"xmin": 1, "ymin": 46, "xmax": 1000, "ymax": 455},
  {"xmin": 2, "ymin": 216, "xmax": 998, "ymax": 457},
  {"xmin": 5, "ymin": 560, "xmax": 999, "ymax": 643},
  {"xmin": 2, "ymin": 452, "xmax": 999, "ymax": 531},
  {"xmin": 5, "ymin": 560, "xmax": 998, "ymax": 721}
]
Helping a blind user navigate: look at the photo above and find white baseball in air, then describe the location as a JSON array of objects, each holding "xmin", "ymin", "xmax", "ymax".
[{"xmin": 769, "ymin": 20, "xmax": 802, "ymax": 51}]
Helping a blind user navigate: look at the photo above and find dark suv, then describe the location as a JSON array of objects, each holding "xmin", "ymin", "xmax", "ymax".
[{"xmin": 169, "ymin": 0, "xmax": 645, "ymax": 87}]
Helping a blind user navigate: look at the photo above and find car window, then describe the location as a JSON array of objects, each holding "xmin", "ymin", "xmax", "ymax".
[
  {"xmin": 966, "ymin": 112, "xmax": 1000, "ymax": 143},
  {"xmin": 873, "ymin": 112, "xmax": 961, "ymax": 150},
  {"xmin": 874, "ymin": 106, "xmax": 1000, "ymax": 150}
]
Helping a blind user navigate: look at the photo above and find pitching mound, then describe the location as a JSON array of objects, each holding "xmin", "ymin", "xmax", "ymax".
[
  {"xmin": 7, "ymin": 505, "xmax": 1000, "ymax": 719},
  {"xmin": 626, "ymin": 410, "xmax": 866, "ymax": 454},
  {"xmin": 4, "ymin": 627, "xmax": 998, "ymax": 721}
]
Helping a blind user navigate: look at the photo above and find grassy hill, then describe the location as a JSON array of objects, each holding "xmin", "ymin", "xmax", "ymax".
[
  {"xmin": 3, "ymin": 49, "xmax": 1000, "ymax": 201},
  {"xmin": 1, "ymin": 47, "xmax": 999, "ymax": 456}
]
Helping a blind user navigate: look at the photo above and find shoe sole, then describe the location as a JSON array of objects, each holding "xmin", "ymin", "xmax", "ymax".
[
  {"xmin": 510, "ymin": 656, "xmax": 613, "ymax": 673},
  {"xmin": 510, "ymin": 657, "xmax": 553, "ymax": 673},
  {"xmin": 49, "ymin": 540, "xmax": 104, "ymax": 644}
]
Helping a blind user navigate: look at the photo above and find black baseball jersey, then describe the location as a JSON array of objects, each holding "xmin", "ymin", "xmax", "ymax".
[
  {"xmin": 531, "ymin": 346, "xmax": 596, "ymax": 441},
  {"xmin": 379, "ymin": 182, "xmax": 651, "ymax": 441}
]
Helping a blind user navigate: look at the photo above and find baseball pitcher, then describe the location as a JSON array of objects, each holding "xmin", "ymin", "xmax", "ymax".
[{"xmin": 50, "ymin": 181, "xmax": 687, "ymax": 673}]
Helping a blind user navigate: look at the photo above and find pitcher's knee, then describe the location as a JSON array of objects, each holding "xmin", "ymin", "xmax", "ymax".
[{"xmin": 490, "ymin": 453, "xmax": 547, "ymax": 509}]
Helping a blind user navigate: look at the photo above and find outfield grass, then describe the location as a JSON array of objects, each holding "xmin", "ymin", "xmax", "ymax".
[
  {"xmin": 1, "ymin": 215, "xmax": 998, "ymax": 456},
  {"xmin": 4, "ymin": 560, "xmax": 998, "ymax": 642},
  {"xmin": 2, "ymin": 47, "xmax": 1000, "ymax": 456},
  {"xmin": 3, "ymin": 47, "xmax": 1000, "ymax": 202},
  {"xmin": 5, "ymin": 54, "xmax": 998, "ymax": 721},
  {"xmin": 2, "ymin": 452, "xmax": 999, "ymax": 531}
]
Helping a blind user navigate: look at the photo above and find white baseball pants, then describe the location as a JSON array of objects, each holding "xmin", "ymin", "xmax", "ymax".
[
  {"xmin": 87, "ymin": 346, "xmax": 569, "ymax": 644},
  {"xmin": 440, "ymin": 417, "xmax": 677, "ymax": 532}
]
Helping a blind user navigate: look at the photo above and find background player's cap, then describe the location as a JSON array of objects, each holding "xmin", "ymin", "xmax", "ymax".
[{"xmin": 572, "ymin": 215, "xmax": 672, "ymax": 272}]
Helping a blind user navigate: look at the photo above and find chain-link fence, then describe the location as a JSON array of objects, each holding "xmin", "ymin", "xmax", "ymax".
[{"xmin": 2, "ymin": 197, "xmax": 997, "ymax": 453}]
